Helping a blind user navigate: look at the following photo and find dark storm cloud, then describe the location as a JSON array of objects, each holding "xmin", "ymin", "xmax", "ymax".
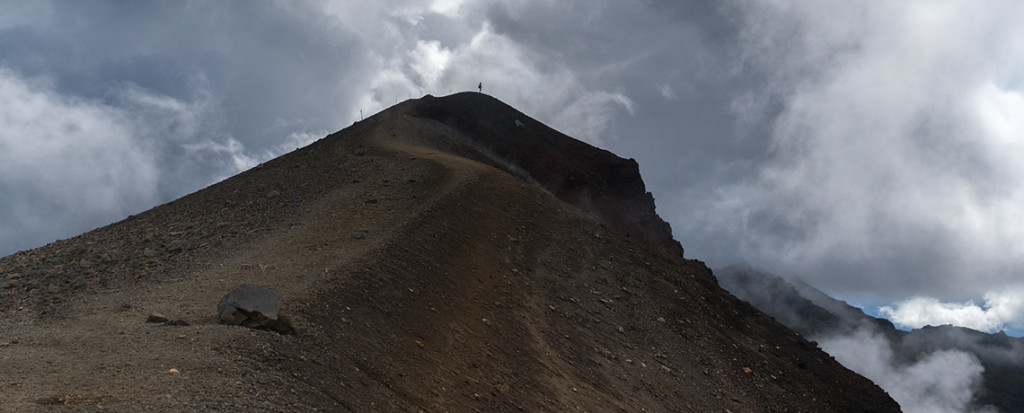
[
  {"xmin": 478, "ymin": 0, "xmax": 773, "ymax": 198},
  {"xmin": 3, "ymin": 0, "xmax": 1024, "ymax": 334},
  {"xmin": 0, "ymin": 1, "xmax": 372, "ymax": 254},
  {"xmin": 0, "ymin": 2, "xmax": 367, "ymax": 148}
]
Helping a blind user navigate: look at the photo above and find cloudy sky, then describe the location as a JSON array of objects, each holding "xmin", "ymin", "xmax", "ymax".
[{"xmin": 3, "ymin": 1, "xmax": 1024, "ymax": 335}]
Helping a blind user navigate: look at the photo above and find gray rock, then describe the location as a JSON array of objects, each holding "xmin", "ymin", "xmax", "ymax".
[
  {"xmin": 166, "ymin": 239, "xmax": 185, "ymax": 254},
  {"xmin": 217, "ymin": 284, "xmax": 294, "ymax": 334},
  {"xmin": 147, "ymin": 313, "xmax": 169, "ymax": 323},
  {"xmin": 266, "ymin": 190, "xmax": 281, "ymax": 199}
]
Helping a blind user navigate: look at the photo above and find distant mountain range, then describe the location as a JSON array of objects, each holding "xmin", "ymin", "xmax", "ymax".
[{"xmin": 717, "ymin": 264, "xmax": 1024, "ymax": 411}]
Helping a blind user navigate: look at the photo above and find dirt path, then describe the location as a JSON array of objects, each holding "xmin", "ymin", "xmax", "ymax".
[
  {"xmin": 0, "ymin": 95, "xmax": 900, "ymax": 412},
  {"xmin": 0, "ymin": 111, "xmax": 492, "ymax": 411}
]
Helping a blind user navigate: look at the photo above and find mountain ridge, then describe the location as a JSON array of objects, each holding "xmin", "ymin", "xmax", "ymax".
[
  {"xmin": 717, "ymin": 264, "xmax": 1024, "ymax": 411},
  {"xmin": 0, "ymin": 93, "xmax": 897, "ymax": 411}
]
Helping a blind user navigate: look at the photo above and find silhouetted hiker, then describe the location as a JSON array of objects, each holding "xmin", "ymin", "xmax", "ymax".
[{"xmin": 478, "ymin": 82, "xmax": 482, "ymax": 93}]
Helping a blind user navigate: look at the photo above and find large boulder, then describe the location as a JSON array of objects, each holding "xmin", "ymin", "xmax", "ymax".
[{"xmin": 217, "ymin": 284, "xmax": 294, "ymax": 334}]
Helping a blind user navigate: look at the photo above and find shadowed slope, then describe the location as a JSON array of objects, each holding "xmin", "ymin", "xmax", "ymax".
[
  {"xmin": 0, "ymin": 95, "xmax": 898, "ymax": 411},
  {"xmin": 407, "ymin": 93, "xmax": 688, "ymax": 266}
]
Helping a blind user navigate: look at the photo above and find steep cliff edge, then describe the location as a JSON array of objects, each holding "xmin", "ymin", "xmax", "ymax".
[{"xmin": 406, "ymin": 93, "xmax": 688, "ymax": 266}]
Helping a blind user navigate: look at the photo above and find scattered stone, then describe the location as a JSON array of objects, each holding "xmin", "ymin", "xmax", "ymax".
[
  {"xmin": 743, "ymin": 367, "xmax": 752, "ymax": 374},
  {"xmin": 481, "ymin": 318, "xmax": 492, "ymax": 326},
  {"xmin": 4, "ymin": 279, "xmax": 17, "ymax": 289},
  {"xmin": 266, "ymin": 190, "xmax": 281, "ymax": 199},
  {"xmin": 217, "ymin": 284, "xmax": 294, "ymax": 334},
  {"xmin": 164, "ymin": 319, "xmax": 190, "ymax": 326},
  {"xmin": 168, "ymin": 368, "xmax": 180, "ymax": 374},
  {"xmin": 166, "ymin": 240, "xmax": 185, "ymax": 254},
  {"xmin": 147, "ymin": 313, "xmax": 169, "ymax": 323},
  {"xmin": 70, "ymin": 276, "xmax": 87, "ymax": 290},
  {"xmin": 46, "ymin": 284, "xmax": 61, "ymax": 294},
  {"xmin": 353, "ymin": 146, "xmax": 366, "ymax": 156},
  {"xmin": 656, "ymin": 317, "xmax": 666, "ymax": 324},
  {"xmin": 351, "ymin": 232, "xmax": 366, "ymax": 240}
]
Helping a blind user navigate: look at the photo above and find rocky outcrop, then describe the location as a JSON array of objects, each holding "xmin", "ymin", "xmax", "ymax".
[{"xmin": 407, "ymin": 93, "xmax": 688, "ymax": 268}]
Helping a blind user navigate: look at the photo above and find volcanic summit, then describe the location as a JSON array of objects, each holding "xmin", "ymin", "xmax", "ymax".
[{"xmin": 0, "ymin": 93, "xmax": 898, "ymax": 411}]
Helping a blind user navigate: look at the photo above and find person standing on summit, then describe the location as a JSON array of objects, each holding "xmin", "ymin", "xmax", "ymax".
[{"xmin": 478, "ymin": 82, "xmax": 482, "ymax": 93}]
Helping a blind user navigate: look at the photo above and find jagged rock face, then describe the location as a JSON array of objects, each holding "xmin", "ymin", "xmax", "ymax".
[{"xmin": 407, "ymin": 93, "xmax": 687, "ymax": 266}]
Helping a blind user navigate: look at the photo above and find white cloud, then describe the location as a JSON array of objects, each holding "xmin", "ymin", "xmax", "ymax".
[
  {"xmin": 973, "ymin": 82, "xmax": 1024, "ymax": 145},
  {"xmin": 114, "ymin": 83, "xmax": 208, "ymax": 143},
  {"xmin": 695, "ymin": 0, "xmax": 1024, "ymax": 305},
  {"xmin": 110, "ymin": 80, "xmax": 276, "ymax": 191},
  {"xmin": 817, "ymin": 328, "xmax": 986, "ymax": 413},
  {"xmin": 180, "ymin": 137, "xmax": 259, "ymax": 177},
  {"xmin": 337, "ymin": 12, "xmax": 633, "ymax": 147},
  {"xmin": 880, "ymin": 290, "xmax": 1024, "ymax": 332},
  {"xmin": 429, "ymin": 0, "xmax": 464, "ymax": 17},
  {"xmin": 0, "ymin": 68, "xmax": 159, "ymax": 248},
  {"xmin": 551, "ymin": 91, "xmax": 634, "ymax": 147},
  {"xmin": 0, "ymin": 65, "xmax": 306, "ymax": 252},
  {"xmin": 273, "ymin": 130, "xmax": 324, "ymax": 155},
  {"xmin": 410, "ymin": 40, "xmax": 453, "ymax": 86},
  {"xmin": 440, "ymin": 24, "xmax": 633, "ymax": 146}
]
